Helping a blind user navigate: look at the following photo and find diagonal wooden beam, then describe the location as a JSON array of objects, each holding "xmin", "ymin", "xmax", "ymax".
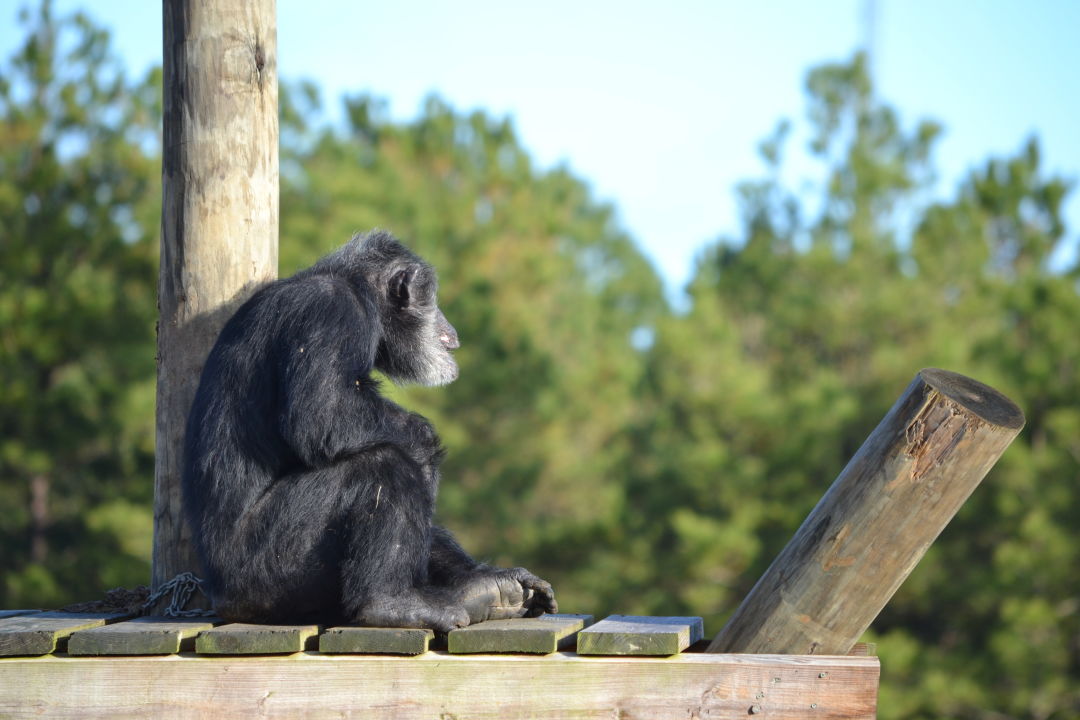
[{"xmin": 709, "ymin": 368, "xmax": 1024, "ymax": 654}]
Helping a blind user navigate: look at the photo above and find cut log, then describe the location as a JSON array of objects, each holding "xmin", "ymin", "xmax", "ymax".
[
  {"xmin": 155, "ymin": 0, "xmax": 279, "ymax": 591},
  {"xmin": 709, "ymin": 369, "xmax": 1024, "ymax": 654}
]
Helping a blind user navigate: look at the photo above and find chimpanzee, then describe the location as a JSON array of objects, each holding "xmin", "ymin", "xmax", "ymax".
[{"xmin": 182, "ymin": 230, "xmax": 557, "ymax": 631}]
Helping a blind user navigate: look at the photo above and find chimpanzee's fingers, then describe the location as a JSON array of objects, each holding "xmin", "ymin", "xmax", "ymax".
[
  {"xmin": 495, "ymin": 567, "xmax": 558, "ymax": 615},
  {"xmin": 518, "ymin": 575, "xmax": 557, "ymax": 614}
]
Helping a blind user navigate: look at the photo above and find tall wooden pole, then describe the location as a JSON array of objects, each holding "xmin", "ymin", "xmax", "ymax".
[
  {"xmin": 155, "ymin": 0, "xmax": 278, "ymax": 588},
  {"xmin": 708, "ymin": 369, "xmax": 1024, "ymax": 655}
]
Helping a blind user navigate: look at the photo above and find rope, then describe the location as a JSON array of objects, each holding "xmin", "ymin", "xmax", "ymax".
[{"xmin": 141, "ymin": 572, "xmax": 215, "ymax": 617}]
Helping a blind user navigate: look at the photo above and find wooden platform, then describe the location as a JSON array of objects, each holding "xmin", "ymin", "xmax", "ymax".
[{"xmin": 0, "ymin": 612, "xmax": 880, "ymax": 719}]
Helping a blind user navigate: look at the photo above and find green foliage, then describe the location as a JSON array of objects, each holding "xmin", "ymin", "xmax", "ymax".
[
  {"xmin": 1, "ymin": 5, "xmax": 1076, "ymax": 717},
  {"xmin": 626, "ymin": 52, "xmax": 1078, "ymax": 719},
  {"xmin": 0, "ymin": 1, "xmax": 160, "ymax": 607}
]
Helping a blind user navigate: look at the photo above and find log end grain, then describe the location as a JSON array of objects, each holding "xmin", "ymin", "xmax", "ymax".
[{"xmin": 919, "ymin": 368, "xmax": 1024, "ymax": 430}]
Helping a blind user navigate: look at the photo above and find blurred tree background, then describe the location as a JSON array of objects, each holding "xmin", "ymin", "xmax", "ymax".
[{"xmin": 1, "ymin": 4, "xmax": 1076, "ymax": 718}]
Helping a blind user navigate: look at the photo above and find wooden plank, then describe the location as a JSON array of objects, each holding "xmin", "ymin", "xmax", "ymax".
[
  {"xmin": 319, "ymin": 627, "xmax": 433, "ymax": 655},
  {"xmin": 710, "ymin": 368, "xmax": 1025, "ymax": 654},
  {"xmin": 195, "ymin": 623, "xmax": 318, "ymax": 654},
  {"xmin": 448, "ymin": 614, "xmax": 594, "ymax": 654},
  {"xmin": 0, "ymin": 612, "xmax": 128, "ymax": 656},
  {"xmin": 0, "ymin": 611, "xmax": 39, "ymax": 620},
  {"xmin": 0, "ymin": 652, "xmax": 880, "ymax": 719},
  {"xmin": 577, "ymin": 615, "xmax": 704, "ymax": 656},
  {"xmin": 67, "ymin": 617, "xmax": 219, "ymax": 656}
]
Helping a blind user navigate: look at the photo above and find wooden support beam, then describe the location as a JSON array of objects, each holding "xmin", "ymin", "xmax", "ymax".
[
  {"xmin": 577, "ymin": 615, "xmax": 704, "ymax": 656},
  {"xmin": 709, "ymin": 368, "xmax": 1025, "ymax": 655},
  {"xmin": 155, "ymin": 0, "xmax": 279, "ymax": 590},
  {"xmin": 0, "ymin": 652, "xmax": 880, "ymax": 719}
]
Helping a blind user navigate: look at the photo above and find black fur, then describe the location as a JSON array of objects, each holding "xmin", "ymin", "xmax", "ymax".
[{"xmin": 182, "ymin": 230, "xmax": 556, "ymax": 630}]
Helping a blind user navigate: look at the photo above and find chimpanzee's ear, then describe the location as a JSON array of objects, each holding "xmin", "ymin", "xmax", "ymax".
[{"xmin": 388, "ymin": 266, "xmax": 417, "ymax": 310}]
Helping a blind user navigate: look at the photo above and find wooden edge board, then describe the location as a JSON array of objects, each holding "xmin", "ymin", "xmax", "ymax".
[
  {"xmin": 0, "ymin": 612, "xmax": 131, "ymax": 657},
  {"xmin": 0, "ymin": 611, "xmax": 40, "ymax": 620},
  {"xmin": 447, "ymin": 614, "xmax": 595, "ymax": 654},
  {"xmin": 68, "ymin": 617, "xmax": 221, "ymax": 656},
  {"xmin": 0, "ymin": 652, "xmax": 880, "ymax": 720},
  {"xmin": 319, "ymin": 627, "xmax": 433, "ymax": 655},
  {"xmin": 577, "ymin": 615, "xmax": 704, "ymax": 656},
  {"xmin": 195, "ymin": 623, "xmax": 320, "ymax": 655}
]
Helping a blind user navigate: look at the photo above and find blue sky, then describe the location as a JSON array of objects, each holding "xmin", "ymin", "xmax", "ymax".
[{"xmin": 3, "ymin": 1, "xmax": 1078, "ymax": 299}]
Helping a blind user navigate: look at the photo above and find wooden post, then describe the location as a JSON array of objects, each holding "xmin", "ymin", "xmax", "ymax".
[
  {"xmin": 708, "ymin": 368, "xmax": 1024, "ymax": 655},
  {"xmin": 155, "ymin": 0, "xmax": 278, "ymax": 589}
]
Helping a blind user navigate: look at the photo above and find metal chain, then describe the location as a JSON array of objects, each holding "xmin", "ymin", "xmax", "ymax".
[{"xmin": 141, "ymin": 572, "xmax": 215, "ymax": 617}]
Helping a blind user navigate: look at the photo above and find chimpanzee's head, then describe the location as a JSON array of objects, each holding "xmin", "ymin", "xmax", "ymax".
[{"xmin": 328, "ymin": 230, "xmax": 460, "ymax": 386}]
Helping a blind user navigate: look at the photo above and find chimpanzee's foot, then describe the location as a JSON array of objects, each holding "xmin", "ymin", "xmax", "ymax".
[
  {"xmin": 353, "ymin": 591, "xmax": 469, "ymax": 633},
  {"xmin": 455, "ymin": 567, "xmax": 558, "ymax": 623}
]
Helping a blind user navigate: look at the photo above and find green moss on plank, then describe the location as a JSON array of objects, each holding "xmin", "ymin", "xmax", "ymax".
[
  {"xmin": 576, "ymin": 615, "xmax": 704, "ymax": 656},
  {"xmin": 319, "ymin": 627, "xmax": 433, "ymax": 655},
  {"xmin": 195, "ymin": 623, "xmax": 319, "ymax": 654},
  {"xmin": 0, "ymin": 612, "xmax": 129, "ymax": 656},
  {"xmin": 448, "ymin": 614, "xmax": 594, "ymax": 654},
  {"xmin": 68, "ymin": 616, "xmax": 219, "ymax": 655}
]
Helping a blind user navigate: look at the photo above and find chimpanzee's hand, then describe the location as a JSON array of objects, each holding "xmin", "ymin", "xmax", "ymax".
[
  {"xmin": 454, "ymin": 566, "xmax": 558, "ymax": 624},
  {"xmin": 500, "ymin": 566, "xmax": 558, "ymax": 618}
]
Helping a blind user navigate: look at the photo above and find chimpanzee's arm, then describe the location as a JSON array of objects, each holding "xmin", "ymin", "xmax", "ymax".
[
  {"xmin": 276, "ymin": 278, "xmax": 390, "ymax": 467},
  {"xmin": 428, "ymin": 526, "xmax": 481, "ymax": 584}
]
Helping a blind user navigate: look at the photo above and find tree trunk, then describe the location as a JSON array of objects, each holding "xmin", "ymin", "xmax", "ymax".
[
  {"xmin": 708, "ymin": 368, "xmax": 1025, "ymax": 655},
  {"xmin": 154, "ymin": 0, "xmax": 278, "ymax": 590}
]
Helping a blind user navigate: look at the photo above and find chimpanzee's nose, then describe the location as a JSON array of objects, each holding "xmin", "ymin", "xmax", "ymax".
[{"xmin": 438, "ymin": 312, "xmax": 459, "ymax": 349}]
